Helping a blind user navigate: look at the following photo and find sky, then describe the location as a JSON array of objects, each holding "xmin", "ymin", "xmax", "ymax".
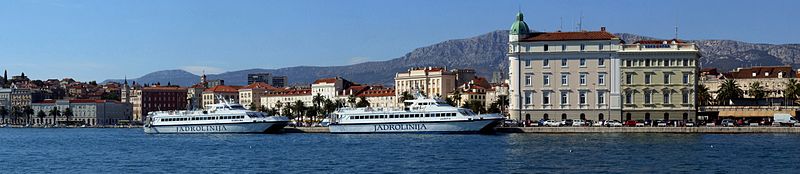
[{"xmin": 0, "ymin": 0, "xmax": 798, "ymax": 82}]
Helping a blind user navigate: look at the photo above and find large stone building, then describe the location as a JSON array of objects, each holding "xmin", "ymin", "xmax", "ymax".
[
  {"xmin": 128, "ymin": 86, "xmax": 187, "ymax": 121},
  {"xmin": 31, "ymin": 99, "xmax": 132, "ymax": 125},
  {"xmin": 395, "ymin": 67, "xmax": 457, "ymax": 99},
  {"xmin": 619, "ymin": 39, "xmax": 701, "ymax": 121},
  {"xmin": 239, "ymin": 82, "xmax": 277, "ymax": 109},
  {"xmin": 702, "ymin": 66, "xmax": 796, "ymax": 99},
  {"xmin": 507, "ymin": 12, "xmax": 623, "ymax": 122},
  {"xmin": 202, "ymin": 85, "xmax": 241, "ymax": 109}
]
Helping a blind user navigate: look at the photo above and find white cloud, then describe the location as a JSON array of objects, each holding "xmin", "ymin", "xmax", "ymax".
[
  {"xmin": 349, "ymin": 57, "xmax": 371, "ymax": 64},
  {"xmin": 181, "ymin": 66, "xmax": 224, "ymax": 75}
]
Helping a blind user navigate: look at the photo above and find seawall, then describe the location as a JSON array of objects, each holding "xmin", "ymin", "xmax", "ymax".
[{"xmin": 496, "ymin": 127, "xmax": 800, "ymax": 133}]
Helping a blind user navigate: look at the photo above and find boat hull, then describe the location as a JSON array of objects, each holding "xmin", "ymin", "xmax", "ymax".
[
  {"xmin": 143, "ymin": 121, "xmax": 288, "ymax": 134},
  {"xmin": 328, "ymin": 118, "xmax": 503, "ymax": 134}
]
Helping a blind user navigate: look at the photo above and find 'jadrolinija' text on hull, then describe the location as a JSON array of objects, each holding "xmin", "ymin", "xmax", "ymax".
[{"xmin": 144, "ymin": 100, "xmax": 289, "ymax": 134}]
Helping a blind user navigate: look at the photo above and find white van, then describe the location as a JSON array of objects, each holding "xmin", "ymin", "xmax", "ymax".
[{"xmin": 773, "ymin": 113, "xmax": 798, "ymax": 125}]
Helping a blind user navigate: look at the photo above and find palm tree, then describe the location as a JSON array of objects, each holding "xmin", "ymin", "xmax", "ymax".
[
  {"xmin": 400, "ymin": 91, "xmax": 414, "ymax": 102},
  {"xmin": 312, "ymin": 93, "xmax": 324, "ymax": 123},
  {"xmin": 784, "ymin": 79, "xmax": 800, "ymax": 105},
  {"xmin": 292, "ymin": 100, "xmax": 306, "ymax": 125},
  {"xmin": 747, "ymin": 82, "xmax": 767, "ymax": 99},
  {"xmin": 323, "ymin": 99, "xmax": 336, "ymax": 116},
  {"xmin": 23, "ymin": 106, "xmax": 34, "ymax": 125},
  {"xmin": 11, "ymin": 107, "xmax": 22, "ymax": 125},
  {"xmin": 49, "ymin": 107, "xmax": 61, "ymax": 125},
  {"xmin": 281, "ymin": 103, "xmax": 293, "ymax": 119},
  {"xmin": 452, "ymin": 90, "xmax": 462, "ymax": 107},
  {"xmin": 63, "ymin": 108, "xmax": 74, "ymax": 123},
  {"xmin": 347, "ymin": 95, "xmax": 357, "ymax": 107},
  {"xmin": 356, "ymin": 96, "xmax": 370, "ymax": 108},
  {"xmin": 274, "ymin": 101, "xmax": 283, "ymax": 112},
  {"xmin": 0, "ymin": 106, "xmax": 8, "ymax": 124},
  {"xmin": 334, "ymin": 99, "xmax": 345, "ymax": 108},
  {"xmin": 697, "ymin": 84, "xmax": 713, "ymax": 106},
  {"xmin": 36, "ymin": 110, "xmax": 46, "ymax": 124},
  {"xmin": 716, "ymin": 79, "xmax": 743, "ymax": 105}
]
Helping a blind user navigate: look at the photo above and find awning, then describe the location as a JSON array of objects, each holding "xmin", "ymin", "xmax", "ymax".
[{"xmin": 718, "ymin": 111, "xmax": 795, "ymax": 118}]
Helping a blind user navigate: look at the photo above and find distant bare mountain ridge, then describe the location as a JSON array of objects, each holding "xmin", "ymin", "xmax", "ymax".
[{"xmin": 105, "ymin": 30, "xmax": 800, "ymax": 86}]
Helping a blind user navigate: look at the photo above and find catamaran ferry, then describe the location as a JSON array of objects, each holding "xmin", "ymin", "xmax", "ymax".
[
  {"xmin": 326, "ymin": 94, "xmax": 504, "ymax": 133},
  {"xmin": 143, "ymin": 100, "xmax": 289, "ymax": 134}
]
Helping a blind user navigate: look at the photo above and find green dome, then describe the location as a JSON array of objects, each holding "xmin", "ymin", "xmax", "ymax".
[{"xmin": 510, "ymin": 12, "xmax": 530, "ymax": 35}]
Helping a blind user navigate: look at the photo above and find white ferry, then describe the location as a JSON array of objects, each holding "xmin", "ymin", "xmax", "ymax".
[
  {"xmin": 327, "ymin": 94, "xmax": 504, "ymax": 133},
  {"xmin": 143, "ymin": 99, "xmax": 289, "ymax": 134}
]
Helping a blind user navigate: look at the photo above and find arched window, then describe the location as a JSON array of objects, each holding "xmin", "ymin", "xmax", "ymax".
[
  {"xmin": 580, "ymin": 113, "xmax": 586, "ymax": 120},
  {"xmin": 525, "ymin": 114, "xmax": 531, "ymax": 121},
  {"xmin": 683, "ymin": 113, "xmax": 689, "ymax": 120},
  {"xmin": 626, "ymin": 113, "xmax": 632, "ymax": 120},
  {"xmin": 561, "ymin": 113, "xmax": 567, "ymax": 120},
  {"xmin": 599, "ymin": 113, "xmax": 605, "ymax": 120},
  {"xmin": 543, "ymin": 114, "xmax": 549, "ymax": 120},
  {"xmin": 645, "ymin": 113, "xmax": 651, "ymax": 121},
  {"xmin": 664, "ymin": 113, "xmax": 670, "ymax": 121}
]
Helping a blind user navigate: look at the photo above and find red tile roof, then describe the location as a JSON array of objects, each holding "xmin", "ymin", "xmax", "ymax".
[
  {"xmin": 521, "ymin": 31, "xmax": 618, "ymax": 42},
  {"xmin": 313, "ymin": 78, "xmax": 339, "ymax": 84},
  {"xmin": 241, "ymin": 82, "xmax": 277, "ymax": 90},
  {"xmin": 204, "ymin": 85, "xmax": 241, "ymax": 93},
  {"xmin": 723, "ymin": 66, "xmax": 795, "ymax": 79},
  {"xmin": 357, "ymin": 88, "xmax": 395, "ymax": 97}
]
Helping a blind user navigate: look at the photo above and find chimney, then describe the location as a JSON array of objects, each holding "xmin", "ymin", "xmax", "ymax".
[{"xmin": 600, "ymin": 26, "xmax": 606, "ymax": 32}]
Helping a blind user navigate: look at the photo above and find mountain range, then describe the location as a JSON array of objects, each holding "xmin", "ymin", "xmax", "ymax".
[{"xmin": 104, "ymin": 30, "xmax": 800, "ymax": 86}]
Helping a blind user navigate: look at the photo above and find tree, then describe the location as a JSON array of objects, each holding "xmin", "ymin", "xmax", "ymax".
[
  {"xmin": 323, "ymin": 99, "xmax": 336, "ymax": 116},
  {"xmin": 101, "ymin": 92, "xmax": 120, "ymax": 100},
  {"xmin": 443, "ymin": 96, "xmax": 456, "ymax": 106},
  {"xmin": 462, "ymin": 100, "xmax": 486, "ymax": 114},
  {"xmin": 697, "ymin": 84, "xmax": 713, "ymax": 106},
  {"xmin": 452, "ymin": 90, "xmax": 462, "ymax": 107},
  {"xmin": 347, "ymin": 95, "xmax": 357, "ymax": 107},
  {"xmin": 292, "ymin": 100, "xmax": 306, "ymax": 124},
  {"xmin": 716, "ymin": 79, "xmax": 743, "ymax": 105},
  {"xmin": 49, "ymin": 107, "xmax": 61, "ymax": 125},
  {"xmin": 275, "ymin": 101, "xmax": 283, "ymax": 111},
  {"xmin": 747, "ymin": 82, "xmax": 767, "ymax": 99},
  {"xmin": 399, "ymin": 91, "xmax": 414, "ymax": 103},
  {"xmin": 0, "ymin": 106, "xmax": 8, "ymax": 124},
  {"xmin": 312, "ymin": 93, "xmax": 324, "ymax": 123},
  {"xmin": 281, "ymin": 104, "xmax": 293, "ymax": 119},
  {"xmin": 63, "ymin": 108, "xmax": 74, "ymax": 123},
  {"xmin": 356, "ymin": 96, "xmax": 370, "ymax": 108},
  {"xmin": 11, "ymin": 107, "xmax": 22, "ymax": 125},
  {"xmin": 784, "ymin": 79, "xmax": 800, "ymax": 105},
  {"xmin": 23, "ymin": 106, "xmax": 34, "ymax": 125},
  {"xmin": 36, "ymin": 110, "xmax": 46, "ymax": 124},
  {"xmin": 488, "ymin": 102, "xmax": 501, "ymax": 113},
  {"xmin": 249, "ymin": 103, "xmax": 259, "ymax": 111}
]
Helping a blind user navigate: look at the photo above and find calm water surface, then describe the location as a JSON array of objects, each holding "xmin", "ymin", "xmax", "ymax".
[{"xmin": 1, "ymin": 128, "xmax": 799, "ymax": 173}]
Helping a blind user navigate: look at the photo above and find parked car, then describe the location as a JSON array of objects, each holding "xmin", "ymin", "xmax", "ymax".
[
  {"xmin": 656, "ymin": 120, "xmax": 668, "ymax": 127},
  {"xmin": 721, "ymin": 119, "xmax": 736, "ymax": 127},
  {"xmin": 592, "ymin": 120, "xmax": 605, "ymax": 127},
  {"xmin": 572, "ymin": 120, "xmax": 587, "ymax": 126},
  {"xmin": 624, "ymin": 120, "xmax": 638, "ymax": 127},
  {"xmin": 606, "ymin": 120, "xmax": 623, "ymax": 127},
  {"xmin": 560, "ymin": 119, "xmax": 574, "ymax": 127},
  {"xmin": 543, "ymin": 120, "xmax": 561, "ymax": 127},
  {"xmin": 685, "ymin": 121, "xmax": 695, "ymax": 127}
]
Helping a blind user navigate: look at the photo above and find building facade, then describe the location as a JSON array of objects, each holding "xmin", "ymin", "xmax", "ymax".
[
  {"xmin": 31, "ymin": 99, "xmax": 132, "ymax": 125},
  {"xmin": 702, "ymin": 66, "xmax": 795, "ymax": 99},
  {"xmin": 395, "ymin": 67, "xmax": 457, "ymax": 100},
  {"xmin": 202, "ymin": 85, "xmax": 240, "ymax": 109},
  {"xmin": 619, "ymin": 40, "xmax": 701, "ymax": 121},
  {"xmin": 507, "ymin": 12, "xmax": 623, "ymax": 122},
  {"xmin": 239, "ymin": 82, "xmax": 276, "ymax": 109},
  {"xmin": 131, "ymin": 86, "xmax": 188, "ymax": 121}
]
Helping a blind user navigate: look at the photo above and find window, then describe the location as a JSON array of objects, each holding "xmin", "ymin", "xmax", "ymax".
[
  {"xmin": 683, "ymin": 59, "xmax": 688, "ymax": 66},
  {"xmin": 625, "ymin": 60, "xmax": 631, "ymax": 67},
  {"xmin": 525, "ymin": 60, "xmax": 531, "ymax": 67},
  {"xmin": 599, "ymin": 44, "xmax": 604, "ymax": 50},
  {"xmin": 561, "ymin": 92, "xmax": 569, "ymax": 104},
  {"xmin": 579, "ymin": 91, "xmax": 587, "ymax": 104},
  {"xmin": 561, "ymin": 74, "xmax": 569, "ymax": 85},
  {"xmin": 524, "ymin": 91, "xmax": 531, "ymax": 105},
  {"xmin": 645, "ymin": 74, "xmax": 651, "ymax": 84},
  {"xmin": 561, "ymin": 58, "xmax": 568, "ymax": 67},
  {"xmin": 562, "ymin": 44, "xmax": 566, "ymax": 51},
  {"xmin": 682, "ymin": 91, "xmax": 690, "ymax": 104},
  {"xmin": 543, "ymin": 75, "xmax": 550, "ymax": 85},
  {"xmin": 598, "ymin": 58, "xmax": 605, "ymax": 66},
  {"xmin": 598, "ymin": 91, "xmax": 605, "ymax": 104},
  {"xmin": 543, "ymin": 59, "xmax": 549, "ymax": 67},
  {"xmin": 664, "ymin": 74, "xmax": 671, "ymax": 84},
  {"xmin": 625, "ymin": 92, "xmax": 633, "ymax": 104},
  {"xmin": 645, "ymin": 59, "xmax": 651, "ymax": 67},
  {"xmin": 626, "ymin": 74, "xmax": 633, "ymax": 84},
  {"xmin": 580, "ymin": 44, "xmax": 585, "ymax": 51},
  {"xmin": 525, "ymin": 75, "xmax": 532, "ymax": 86},
  {"xmin": 580, "ymin": 58, "xmax": 586, "ymax": 66},
  {"xmin": 579, "ymin": 74, "xmax": 587, "ymax": 85},
  {"xmin": 598, "ymin": 74, "xmax": 606, "ymax": 85},
  {"xmin": 663, "ymin": 92, "xmax": 671, "ymax": 104},
  {"xmin": 543, "ymin": 91, "xmax": 550, "ymax": 105},
  {"xmin": 544, "ymin": 44, "xmax": 549, "ymax": 51},
  {"xmin": 644, "ymin": 91, "xmax": 652, "ymax": 104},
  {"xmin": 683, "ymin": 74, "xmax": 690, "ymax": 84}
]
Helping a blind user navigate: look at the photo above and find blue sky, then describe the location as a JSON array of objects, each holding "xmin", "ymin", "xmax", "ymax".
[{"xmin": 0, "ymin": 0, "xmax": 797, "ymax": 81}]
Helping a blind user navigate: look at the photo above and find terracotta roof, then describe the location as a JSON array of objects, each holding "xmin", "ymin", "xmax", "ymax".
[
  {"xmin": 521, "ymin": 31, "xmax": 618, "ymax": 42},
  {"xmin": 241, "ymin": 82, "xmax": 277, "ymax": 90},
  {"xmin": 204, "ymin": 85, "xmax": 241, "ymax": 93},
  {"xmin": 635, "ymin": 39, "xmax": 684, "ymax": 44},
  {"xmin": 724, "ymin": 66, "xmax": 795, "ymax": 79},
  {"xmin": 143, "ymin": 86, "xmax": 187, "ymax": 91},
  {"xmin": 313, "ymin": 78, "xmax": 339, "ymax": 84},
  {"xmin": 357, "ymin": 88, "xmax": 395, "ymax": 97}
]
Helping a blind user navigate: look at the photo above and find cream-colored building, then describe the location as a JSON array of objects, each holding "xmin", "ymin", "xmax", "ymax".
[
  {"xmin": 31, "ymin": 99, "xmax": 132, "ymax": 125},
  {"xmin": 202, "ymin": 85, "xmax": 240, "ymax": 109},
  {"xmin": 238, "ymin": 82, "xmax": 276, "ymax": 109},
  {"xmin": 619, "ymin": 40, "xmax": 701, "ymax": 121},
  {"xmin": 485, "ymin": 82, "xmax": 509, "ymax": 112},
  {"xmin": 357, "ymin": 88, "xmax": 398, "ymax": 108},
  {"xmin": 507, "ymin": 12, "xmax": 623, "ymax": 122},
  {"xmin": 261, "ymin": 89, "xmax": 313, "ymax": 110},
  {"xmin": 701, "ymin": 66, "xmax": 795, "ymax": 99},
  {"xmin": 395, "ymin": 67, "xmax": 457, "ymax": 100}
]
